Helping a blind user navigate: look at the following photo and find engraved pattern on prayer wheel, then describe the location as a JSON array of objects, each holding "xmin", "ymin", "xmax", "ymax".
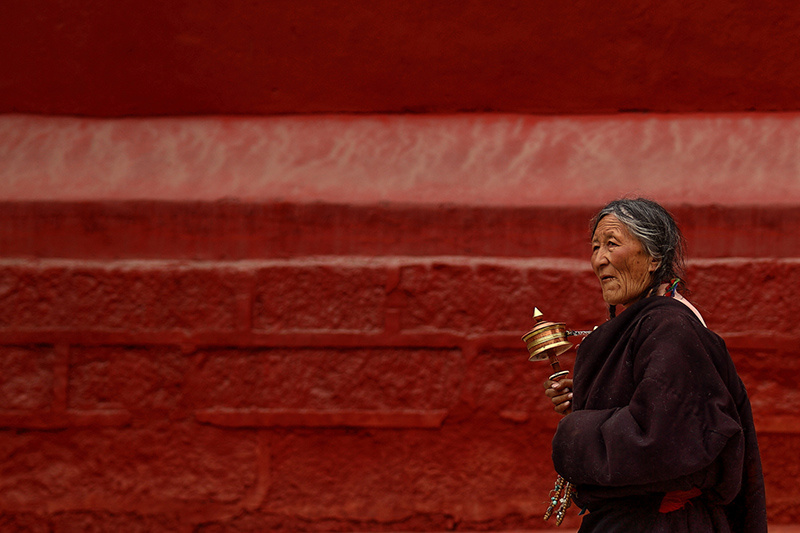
[{"xmin": 521, "ymin": 308, "xmax": 573, "ymax": 361}]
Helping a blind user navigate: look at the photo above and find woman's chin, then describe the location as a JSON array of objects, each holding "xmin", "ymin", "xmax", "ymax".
[{"xmin": 601, "ymin": 292, "xmax": 620, "ymax": 306}]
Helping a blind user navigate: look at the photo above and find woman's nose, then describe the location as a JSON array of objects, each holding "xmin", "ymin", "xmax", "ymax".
[
  {"xmin": 592, "ymin": 251, "xmax": 611, "ymax": 269},
  {"xmin": 592, "ymin": 249, "xmax": 609, "ymax": 266}
]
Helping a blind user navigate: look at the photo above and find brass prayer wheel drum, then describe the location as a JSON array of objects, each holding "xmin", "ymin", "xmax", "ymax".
[{"xmin": 522, "ymin": 308, "xmax": 573, "ymax": 361}]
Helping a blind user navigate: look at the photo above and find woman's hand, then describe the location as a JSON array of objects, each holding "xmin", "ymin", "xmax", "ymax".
[{"xmin": 543, "ymin": 377, "xmax": 573, "ymax": 415}]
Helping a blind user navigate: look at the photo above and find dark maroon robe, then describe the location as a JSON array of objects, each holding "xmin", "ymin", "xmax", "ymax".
[{"xmin": 552, "ymin": 296, "xmax": 767, "ymax": 532}]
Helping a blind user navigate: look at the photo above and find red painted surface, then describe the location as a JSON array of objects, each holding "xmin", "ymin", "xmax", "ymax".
[
  {"xmin": 4, "ymin": 114, "xmax": 800, "ymax": 206},
  {"xmin": 4, "ymin": 2, "xmax": 800, "ymax": 116},
  {"xmin": 2, "ymin": 4, "xmax": 800, "ymax": 532},
  {"xmin": 0, "ymin": 255, "xmax": 799, "ymax": 530},
  {"xmin": 3, "ymin": 201, "xmax": 800, "ymax": 261},
  {"xmin": 1, "ymin": 111, "xmax": 800, "ymax": 529}
]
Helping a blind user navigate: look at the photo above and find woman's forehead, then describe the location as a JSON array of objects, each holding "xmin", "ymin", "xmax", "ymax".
[{"xmin": 592, "ymin": 215, "xmax": 632, "ymax": 239}]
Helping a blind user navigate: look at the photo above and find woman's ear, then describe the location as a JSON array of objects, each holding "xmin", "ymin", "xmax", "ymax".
[{"xmin": 648, "ymin": 257, "xmax": 660, "ymax": 273}]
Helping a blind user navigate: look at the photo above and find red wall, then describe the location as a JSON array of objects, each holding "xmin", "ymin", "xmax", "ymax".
[
  {"xmin": 4, "ymin": 1, "xmax": 800, "ymax": 116},
  {"xmin": 1, "ymin": 204, "xmax": 799, "ymax": 531},
  {"xmin": 1, "ymin": 114, "xmax": 800, "ymax": 530},
  {"xmin": 3, "ymin": 2, "xmax": 800, "ymax": 530}
]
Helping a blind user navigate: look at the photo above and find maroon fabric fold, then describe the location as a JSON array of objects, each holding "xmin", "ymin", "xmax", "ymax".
[{"xmin": 660, "ymin": 487, "xmax": 703, "ymax": 513}]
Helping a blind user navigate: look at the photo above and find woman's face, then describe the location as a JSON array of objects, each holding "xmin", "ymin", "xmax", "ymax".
[{"xmin": 591, "ymin": 215, "xmax": 658, "ymax": 308}]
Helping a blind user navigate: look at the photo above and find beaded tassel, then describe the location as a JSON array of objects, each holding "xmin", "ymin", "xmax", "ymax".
[
  {"xmin": 555, "ymin": 481, "xmax": 574, "ymax": 526},
  {"xmin": 543, "ymin": 474, "xmax": 573, "ymax": 525},
  {"xmin": 543, "ymin": 474, "xmax": 564, "ymax": 521}
]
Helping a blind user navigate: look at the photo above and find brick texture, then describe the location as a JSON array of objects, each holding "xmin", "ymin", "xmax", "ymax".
[
  {"xmin": 68, "ymin": 345, "xmax": 188, "ymax": 412},
  {"xmin": 1, "ymin": 203, "xmax": 798, "ymax": 530},
  {"xmin": 0, "ymin": 345, "xmax": 55, "ymax": 410},
  {"xmin": 252, "ymin": 263, "xmax": 387, "ymax": 333},
  {"xmin": 187, "ymin": 347, "xmax": 463, "ymax": 411},
  {"xmin": 0, "ymin": 422, "xmax": 260, "ymax": 509},
  {"xmin": 0, "ymin": 263, "xmax": 247, "ymax": 333},
  {"xmin": 0, "ymin": 251, "xmax": 797, "ymax": 529},
  {"xmin": 264, "ymin": 424, "xmax": 567, "ymax": 527}
]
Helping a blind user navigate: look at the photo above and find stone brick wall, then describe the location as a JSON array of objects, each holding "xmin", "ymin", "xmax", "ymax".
[
  {"xmin": 1, "ymin": 115, "xmax": 799, "ymax": 530},
  {"xmin": 1, "ymin": 200, "xmax": 799, "ymax": 531}
]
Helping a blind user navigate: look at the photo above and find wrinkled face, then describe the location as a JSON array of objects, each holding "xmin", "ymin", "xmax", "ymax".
[{"xmin": 591, "ymin": 215, "xmax": 658, "ymax": 308}]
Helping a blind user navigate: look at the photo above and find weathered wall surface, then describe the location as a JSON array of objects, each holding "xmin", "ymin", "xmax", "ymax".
[
  {"xmin": 1, "ymin": 115, "xmax": 799, "ymax": 531},
  {"xmin": 4, "ymin": 1, "xmax": 800, "ymax": 116},
  {"xmin": 5, "ymin": 0, "xmax": 800, "ymax": 529},
  {"xmin": 5, "ymin": 113, "xmax": 800, "ymax": 206}
]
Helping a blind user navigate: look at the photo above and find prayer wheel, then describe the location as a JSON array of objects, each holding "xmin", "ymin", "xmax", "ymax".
[
  {"xmin": 522, "ymin": 307, "xmax": 576, "ymax": 526},
  {"xmin": 521, "ymin": 307, "xmax": 572, "ymax": 383}
]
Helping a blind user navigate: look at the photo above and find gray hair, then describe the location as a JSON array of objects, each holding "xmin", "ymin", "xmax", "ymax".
[{"xmin": 591, "ymin": 198, "xmax": 686, "ymax": 304}]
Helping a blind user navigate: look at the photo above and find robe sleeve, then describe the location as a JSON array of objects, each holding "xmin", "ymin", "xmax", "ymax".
[{"xmin": 552, "ymin": 311, "xmax": 744, "ymax": 488}]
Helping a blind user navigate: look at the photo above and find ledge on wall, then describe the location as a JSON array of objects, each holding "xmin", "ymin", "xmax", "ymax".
[
  {"xmin": 2, "ymin": 113, "xmax": 800, "ymax": 206},
  {"xmin": 1, "ymin": 113, "xmax": 799, "ymax": 260}
]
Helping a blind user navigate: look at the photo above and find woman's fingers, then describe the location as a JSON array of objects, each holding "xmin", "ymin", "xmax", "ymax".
[{"xmin": 543, "ymin": 378, "xmax": 574, "ymax": 413}]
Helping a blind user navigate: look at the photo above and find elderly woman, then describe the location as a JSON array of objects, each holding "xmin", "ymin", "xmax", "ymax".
[{"xmin": 543, "ymin": 198, "xmax": 766, "ymax": 532}]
